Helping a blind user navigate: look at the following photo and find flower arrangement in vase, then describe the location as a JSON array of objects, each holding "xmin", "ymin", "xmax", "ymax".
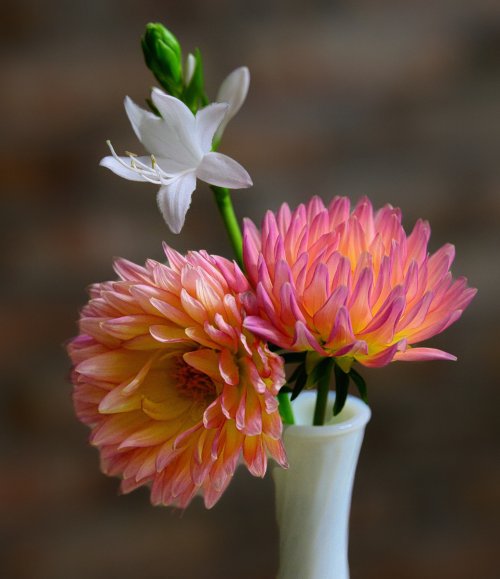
[{"xmin": 66, "ymin": 23, "xmax": 476, "ymax": 578}]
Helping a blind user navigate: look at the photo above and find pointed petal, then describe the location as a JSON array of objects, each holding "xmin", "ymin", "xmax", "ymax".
[
  {"xmin": 156, "ymin": 173, "xmax": 196, "ymax": 234},
  {"xmin": 196, "ymin": 152, "xmax": 252, "ymax": 189},
  {"xmin": 195, "ymin": 103, "xmax": 229, "ymax": 152},
  {"xmin": 215, "ymin": 66, "xmax": 250, "ymax": 140},
  {"xmin": 123, "ymin": 96, "xmax": 159, "ymax": 142}
]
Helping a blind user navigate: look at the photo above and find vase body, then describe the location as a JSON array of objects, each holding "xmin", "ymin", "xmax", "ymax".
[{"xmin": 273, "ymin": 392, "xmax": 371, "ymax": 579}]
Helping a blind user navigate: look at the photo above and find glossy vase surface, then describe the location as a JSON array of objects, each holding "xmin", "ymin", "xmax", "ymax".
[{"xmin": 273, "ymin": 392, "xmax": 371, "ymax": 579}]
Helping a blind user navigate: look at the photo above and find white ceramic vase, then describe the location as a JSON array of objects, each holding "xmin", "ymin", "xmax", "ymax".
[{"xmin": 273, "ymin": 392, "xmax": 371, "ymax": 579}]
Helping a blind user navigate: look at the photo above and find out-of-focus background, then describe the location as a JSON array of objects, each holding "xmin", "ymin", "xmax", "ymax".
[{"xmin": 1, "ymin": 1, "xmax": 499, "ymax": 578}]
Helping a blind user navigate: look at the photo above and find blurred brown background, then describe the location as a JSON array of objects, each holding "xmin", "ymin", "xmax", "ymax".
[{"xmin": 1, "ymin": 1, "xmax": 499, "ymax": 578}]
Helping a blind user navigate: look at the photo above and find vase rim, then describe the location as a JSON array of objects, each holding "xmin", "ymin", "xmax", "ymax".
[{"xmin": 284, "ymin": 392, "xmax": 371, "ymax": 438}]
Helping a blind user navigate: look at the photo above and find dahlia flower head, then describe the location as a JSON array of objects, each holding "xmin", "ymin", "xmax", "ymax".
[
  {"xmin": 67, "ymin": 245, "xmax": 287, "ymax": 508},
  {"xmin": 243, "ymin": 196, "xmax": 476, "ymax": 369}
]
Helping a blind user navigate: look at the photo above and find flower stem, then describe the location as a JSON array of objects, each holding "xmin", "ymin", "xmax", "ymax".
[
  {"xmin": 313, "ymin": 359, "xmax": 334, "ymax": 426},
  {"xmin": 210, "ymin": 185, "xmax": 244, "ymax": 268},
  {"xmin": 278, "ymin": 391, "xmax": 295, "ymax": 425}
]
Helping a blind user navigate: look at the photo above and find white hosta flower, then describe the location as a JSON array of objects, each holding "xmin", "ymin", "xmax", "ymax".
[{"xmin": 100, "ymin": 88, "xmax": 252, "ymax": 234}]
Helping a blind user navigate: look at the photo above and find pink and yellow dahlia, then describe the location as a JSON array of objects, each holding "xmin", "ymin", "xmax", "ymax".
[
  {"xmin": 243, "ymin": 196, "xmax": 476, "ymax": 369},
  {"xmin": 67, "ymin": 245, "xmax": 287, "ymax": 508}
]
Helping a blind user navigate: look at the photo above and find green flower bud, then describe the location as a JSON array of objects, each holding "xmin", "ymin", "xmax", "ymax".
[{"xmin": 142, "ymin": 23, "xmax": 183, "ymax": 96}]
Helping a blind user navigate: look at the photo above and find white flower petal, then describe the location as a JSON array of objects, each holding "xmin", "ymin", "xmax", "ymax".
[
  {"xmin": 151, "ymin": 89, "xmax": 201, "ymax": 162},
  {"xmin": 196, "ymin": 152, "xmax": 253, "ymax": 189},
  {"xmin": 123, "ymin": 96, "xmax": 158, "ymax": 142},
  {"xmin": 100, "ymin": 155, "xmax": 155, "ymax": 182},
  {"xmin": 156, "ymin": 157, "xmax": 191, "ymax": 175},
  {"xmin": 156, "ymin": 172, "xmax": 197, "ymax": 234},
  {"xmin": 124, "ymin": 96, "xmax": 195, "ymax": 167},
  {"xmin": 215, "ymin": 66, "xmax": 250, "ymax": 141},
  {"xmin": 195, "ymin": 103, "xmax": 229, "ymax": 153}
]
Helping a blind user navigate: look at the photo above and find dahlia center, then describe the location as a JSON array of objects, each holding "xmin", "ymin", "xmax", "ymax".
[{"xmin": 173, "ymin": 356, "xmax": 216, "ymax": 402}]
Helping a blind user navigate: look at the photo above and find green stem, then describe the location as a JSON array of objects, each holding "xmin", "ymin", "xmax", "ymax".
[
  {"xmin": 278, "ymin": 391, "xmax": 295, "ymax": 425},
  {"xmin": 313, "ymin": 359, "xmax": 334, "ymax": 426},
  {"xmin": 210, "ymin": 185, "xmax": 244, "ymax": 268}
]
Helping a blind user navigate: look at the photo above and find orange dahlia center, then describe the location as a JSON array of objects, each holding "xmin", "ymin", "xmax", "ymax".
[{"xmin": 172, "ymin": 356, "xmax": 216, "ymax": 402}]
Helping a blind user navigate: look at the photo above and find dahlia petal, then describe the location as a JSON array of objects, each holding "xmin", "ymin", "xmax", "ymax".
[
  {"xmin": 98, "ymin": 386, "xmax": 142, "ymax": 414},
  {"xmin": 100, "ymin": 315, "xmax": 163, "ymax": 340},
  {"xmin": 353, "ymin": 196, "xmax": 375, "ymax": 241},
  {"xmin": 113, "ymin": 258, "xmax": 151, "ymax": 283},
  {"xmin": 292, "ymin": 320, "xmax": 324, "ymax": 354},
  {"xmin": 184, "ymin": 326, "xmax": 220, "ymax": 350},
  {"xmin": 406, "ymin": 309, "xmax": 463, "ymax": 343},
  {"xmin": 347, "ymin": 267, "xmax": 374, "ymax": 333},
  {"xmin": 235, "ymin": 388, "xmax": 247, "ymax": 431},
  {"xmin": 244, "ymin": 359, "xmax": 268, "ymax": 394},
  {"xmin": 180, "ymin": 288, "xmax": 208, "ymax": 325},
  {"xmin": 243, "ymin": 436, "xmax": 267, "ymax": 477},
  {"xmin": 394, "ymin": 347, "xmax": 457, "ymax": 362},
  {"xmin": 333, "ymin": 340, "xmax": 368, "ymax": 358},
  {"xmin": 264, "ymin": 436, "xmax": 288, "ymax": 468},
  {"xmin": 203, "ymin": 399, "xmax": 225, "ymax": 430},
  {"xmin": 183, "ymin": 349, "xmax": 221, "ymax": 382},
  {"xmin": 90, "ymin": 412, "xmax": 147, "ymax": 446},
  {"xmin": 162, "ymin": 243, "xmax": 187, "ymax": 272},
  {"xmin": 357, "ymin": 342, "xmax": 402, "ymax": 368},
  {"xmin": 141, "ymin": 394, "xmax": 193, "ymax": 421},
  {"xmin": 150, "ymin": 297, "xmax": 193, "ymax": 327},
  {"xmin": 280, "ymin": 282, "xmax": 307, "ymax": 327},
  {"xmin": 242, "ymin": 219, "xmax": 262, "ymax": 286},
  {"xmin": 261, "ymin": 407, "xmax": 283, "ymax": 439},
  {"xmin": 120, "ymin": 423, "xmax": 173, "ymax": 448},
  {"xmin": 75, "ymin": 350, "xmax": 146, "ymax": 381},
  {"xmin": 407, "ymin": 219, "xmax": 431, "ymax": 265},
  {"xmin": 221, "ymin": 384, "xmax": 241, "ymax": 419},
  {"xmin": 79, "ymin": 317, "xmax": 121, "ymax": 347},
  {"xmin": 256, "ymin": 283, "xmax": 281, "ymax": 327},
  {"xmin": 241, "ymin": 386, "xmax": 263, "ymax": 436},
  {"xmin": 243, "ymin": 315, "xmax": 290, "ymax": 347},
  {"xmin": 204, "ymin": 321, "xmax": 236, "ymax": 350},
  {"xmin": 277, "ymin": 202, "xmax": 292, "ymax": 233},
  {"xmin": 325, "ymin": 306, "xmax": 355, "ymax": 349},
  {"xmin": 328, "ymin": 196, "xmax": 351, "ymax": 228},
  {"xmin": 303, "ymin": 263, "xmax": 329, "ymax": 316},
  {"xmin": 195, "ymin": 278, "xmax": 223, "ymax": 314},
  {"xmin": 218, "ymin": 348, "xmax": 239, "ymax": 385},
  {"xmin": 149, "ymin": 324, "xmax": 191, "ymax": 344},
  {"xmin": 214, "ymin": 312, "xmax": 238, "ymax": 343},
  {"xmin": 396, "ymin": 291, "xmax": 434, "ymax": 333}
]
